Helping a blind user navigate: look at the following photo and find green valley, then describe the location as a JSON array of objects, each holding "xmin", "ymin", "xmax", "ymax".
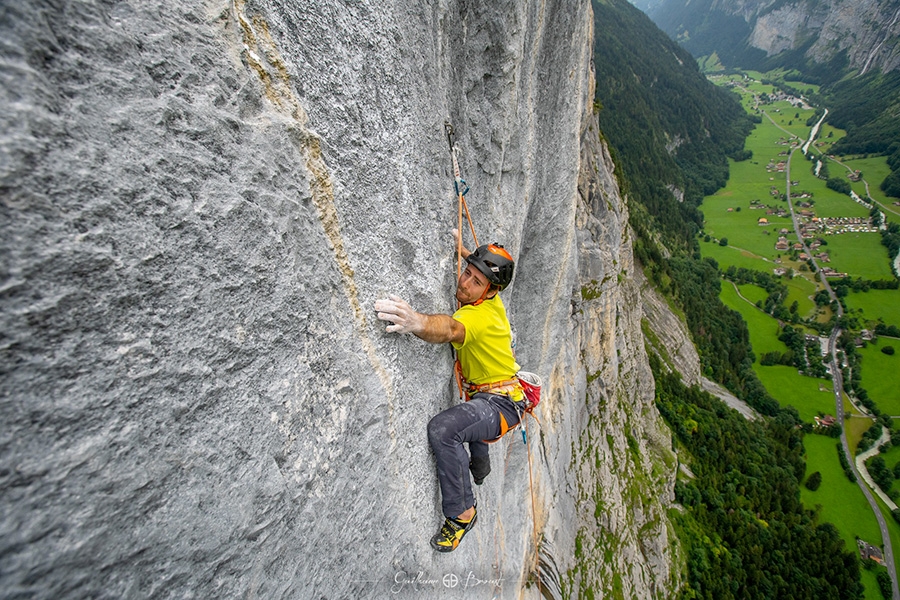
[
  {"xmin": 697, "ymin": 70, "xmax": 900, "ymax": 597},
  {"xmin": 589, "ymin": 0, "xmax": 900, "ymax": 594}
]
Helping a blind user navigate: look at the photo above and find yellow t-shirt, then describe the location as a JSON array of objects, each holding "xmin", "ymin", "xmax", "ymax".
[{"xmin": 451, "ymin": 295, "xmax": 520, "ymax": 385}]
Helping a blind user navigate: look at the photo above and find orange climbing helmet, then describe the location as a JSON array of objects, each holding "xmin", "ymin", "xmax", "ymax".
[{"xmin": 466, "ymin": 243, "xmax": 515, "ymax": 291}]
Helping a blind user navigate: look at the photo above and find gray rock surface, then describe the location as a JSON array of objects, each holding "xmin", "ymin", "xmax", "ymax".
[
  {"xmin": 639, "ymin": 268, "xmax": 701, "ymax": 387},
  {"xmin": 1, "ymin": 1, "xmax": 678, "ymax": 597}
]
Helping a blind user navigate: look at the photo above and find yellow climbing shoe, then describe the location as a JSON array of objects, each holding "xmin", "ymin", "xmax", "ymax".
[{"xmin": 430, "ymin": 511, "xmax": 477, "ymax": 552}]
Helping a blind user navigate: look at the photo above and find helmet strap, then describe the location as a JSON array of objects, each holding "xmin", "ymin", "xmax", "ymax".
[{"xmin": 471, "ymin": 282, "xmax": 493, "ymax": 306}]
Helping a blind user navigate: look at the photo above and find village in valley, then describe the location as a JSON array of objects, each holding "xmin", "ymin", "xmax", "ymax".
[{"xmin": 702, "ymin": 70, "xmax": 900, "ymax": 594}]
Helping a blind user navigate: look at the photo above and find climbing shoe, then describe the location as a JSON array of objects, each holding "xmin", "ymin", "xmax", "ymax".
[
  {"xmin": 469, "ymin": 455, "xmax": 491, "ymax": 485},
  {"xmin": 430, "ymin": 511, "xmax": 477, "ymax": 552}
]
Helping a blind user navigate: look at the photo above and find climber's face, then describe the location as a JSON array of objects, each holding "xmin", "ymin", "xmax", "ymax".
[{"xmin": 456, "ymin": 264, "xmax": 492, "ymax": 305}]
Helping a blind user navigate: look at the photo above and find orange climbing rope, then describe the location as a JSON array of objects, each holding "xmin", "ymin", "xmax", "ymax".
[
  {"xmin": 446, "ymin": 120, "xmax": 479, "ymax": 401},
  {"xmin": 445, "ymin": 121, "xmax": 480, "ymax": 279},
  {"xmin": 444, "ymin": 120, "xmax": 542, "ymax": 592}
]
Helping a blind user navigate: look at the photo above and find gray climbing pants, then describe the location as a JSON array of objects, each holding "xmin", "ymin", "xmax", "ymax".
[{"xmin": 427, "ymin": 393, "xmax": 520, "ymax": 518}]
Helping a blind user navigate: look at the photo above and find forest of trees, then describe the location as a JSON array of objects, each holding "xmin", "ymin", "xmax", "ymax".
[
  {"xmin": 828, "ymin": 71, "xmax": 900, "ymax": 158},
  {"xmin": 653, "ymin": 354, "xmax": 863, "ymax": 598},
  {"xmin": 666, "ymin": 257, "xmax": 785, "ymax": 416},
  {"xmin": 883, "ymin": 149, "xmax": 900, "ymax": 200}
]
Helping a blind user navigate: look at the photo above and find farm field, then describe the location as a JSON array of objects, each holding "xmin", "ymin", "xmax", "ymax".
[
  {"xmin": 846, "ymin": 414, "xmax": 876, "ymax": 454},
  {"xmin": 802, "ymin": 433, "xmax": 887, "ymax": 600},
  {"xmin": 790, "ymin": 169, "xmax": 872, "ymax": 218},
  {"xmin": 754, "ymin": 364, "xmax": 834, "ymax": 421},
  {"xmin": 841, "ymin": 156, "xmax": 893, "ymax": 203},
  {"xmin": 702, "ymin": 194, "xmax": 792, "ymax": 261},
  {"xmin": 857, "ymin": 341, "xmax": 900, "ymax": 416},
  {"xmin": 719, "ymin": 281, "xmax": 835, "ymax": 421},
  {"xmin": 719, "ymin": 282, "xmax": 783, "ymax": 355},
  {"xmin": 706, "ymin": 71, "xmax": 900, "ymax": 581},
  {"xmin": 844, "ymin": 289, "xmax": 900, "ymax": 328},
  {"xmin": 737, "ymin": 282, "xmax": 767, "ymax": 304},
  {"xmin": 801, "ymin": 433, "xmax": 882, "ymax": 550},
  {"xmin": 824, "ymin": 233, "xmax": 895, "ymax": 279},
  {"xmin": 700, "ymin": 238, "xmax": 775, "ymax": 271},
  {"xmin": 784, "ymin": 274, "xmax": 818, "ymax": 319}
]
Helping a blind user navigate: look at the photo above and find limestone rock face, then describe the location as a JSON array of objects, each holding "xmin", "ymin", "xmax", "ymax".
[
  {"xmin": 1, "ymin": 1, "xmax": 677, "ymax": 597},
  {"xmin": 639, "ymin": 270, "xmax": 701, "ymax": 387}
]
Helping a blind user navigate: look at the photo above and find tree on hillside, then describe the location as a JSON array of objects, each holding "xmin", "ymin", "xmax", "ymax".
[
  {"xmin": 805, "ymin": 471, "xmax": 822, "ymax": 491},
  {"xmin": 826, "ymin": 177, "xmax": 851, "ymax": 195}
]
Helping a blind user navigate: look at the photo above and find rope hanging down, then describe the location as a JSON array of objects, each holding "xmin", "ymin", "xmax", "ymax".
[{"xmin": 445, "ymin": 120, "xmax": 480, "ymax": 402}]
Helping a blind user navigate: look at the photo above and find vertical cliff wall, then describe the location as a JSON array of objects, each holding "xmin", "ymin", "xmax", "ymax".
[{"xmin": 0, "ymin": 0, "xmax": 677, "ymax": 597}]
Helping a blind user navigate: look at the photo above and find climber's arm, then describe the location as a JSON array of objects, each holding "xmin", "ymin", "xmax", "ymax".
[{"xmin": 374, "ymin": 295, "xmax": 466, "ymax": 345}]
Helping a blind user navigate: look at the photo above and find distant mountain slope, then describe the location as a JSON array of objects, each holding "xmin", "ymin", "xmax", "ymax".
[
  {"xmin": 647, "ymin": 0, "xmax": 900, "ymax": 193},
  {"xmin": 592, "ymin": 0, "xmax": 753, "ymax": 253},
  {"xmin": 649, "ymin": 0, "xmax": 900, "ymax": 80},
  {"xmin": 625, "ymin": 0, "xmax": 666, "ymax": 16}
]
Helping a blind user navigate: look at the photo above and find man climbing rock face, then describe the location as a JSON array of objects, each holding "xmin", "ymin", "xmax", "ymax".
[{"xmin": 374, "ymin": 232, "xmax": 526, "ymax": 552}]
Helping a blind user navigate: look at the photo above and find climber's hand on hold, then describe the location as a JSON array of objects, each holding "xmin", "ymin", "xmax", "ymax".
[
  {"xmin": 374, "ymin": 295, "xmax": 465, "ymax": 345},
  {"xmin": 374, "ymin": 294, "xmax": 424, "ymax": 335}
]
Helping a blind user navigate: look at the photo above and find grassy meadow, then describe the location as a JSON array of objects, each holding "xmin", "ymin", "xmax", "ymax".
[
  {"xmin": 801, "ymin": 433, "xmax": 881, "ymax": 548},
  {"xmin": 824, "ymin": 233, "xmax": 895, "ymax": 279},
  {"xmin": 700, "ymin": 236, "xmax": 779, "ymax": 271},
  {"xmin": 846, "ymin": 414, "xmax": 877, "ymax": 454},
  {"xmin": 845, "ymin": 289, "xmax": 900, "ymax": 328},
  {"xmin": 801, "ymin": 433, "xmax": 886, "ymax": 600},
  {"xmin": 719, "ymin": 282, "xmax": 782, "ymax": 354},
  {"xmin": 719, "ymin": 280, "xmax": 836, "ymax": 421},
  {"xmin": 784, "ymin": 274, "xmax": 818, "ymax": 318},
  {"xmin": 858, "ymin": 341, "xmax": 900, "ymax": 416},
  {"xmin": 755, "ymin": 364, "xmax": 835, "ymax": 421},
  {"xmin": 737, "ymin": 282, "xmax": 768, "ymax": 304}
]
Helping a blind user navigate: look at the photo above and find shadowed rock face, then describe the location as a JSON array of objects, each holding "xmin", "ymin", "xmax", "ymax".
[{"xmin": 1, "ymin": 1, "xmax": 676, "ymax": 597}]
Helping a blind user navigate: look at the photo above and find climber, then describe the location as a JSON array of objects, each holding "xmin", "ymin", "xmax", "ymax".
[{"xmin": 373, "ymin": 231, "xmax": 525, "ymax": 552}]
